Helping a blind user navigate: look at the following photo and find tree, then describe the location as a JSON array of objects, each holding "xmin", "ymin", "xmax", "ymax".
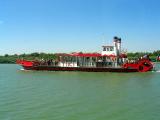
[{"xmin": 4, "ymin": 54, "xmax": 9, "ymax": 57}]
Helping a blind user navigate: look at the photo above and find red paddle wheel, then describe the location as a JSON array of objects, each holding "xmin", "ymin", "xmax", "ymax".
[{"xmin": 123, "ymin": 59, "xmax": 153, "ymax": 72}]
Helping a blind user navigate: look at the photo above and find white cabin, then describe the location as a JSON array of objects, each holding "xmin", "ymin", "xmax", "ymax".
[{"xmin": 101, "ymin": 36, "xmax": 121, "ymax": 56}]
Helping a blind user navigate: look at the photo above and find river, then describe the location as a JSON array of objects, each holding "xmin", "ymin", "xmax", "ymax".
[{"xmin": 0, "ymin": 64, "xmax": 160, "ymax": 120}]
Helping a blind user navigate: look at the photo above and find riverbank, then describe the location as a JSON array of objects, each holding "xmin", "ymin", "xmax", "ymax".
[{"xmin": 0, "ymin": 53, "xmax": 56, "ymax": 64}]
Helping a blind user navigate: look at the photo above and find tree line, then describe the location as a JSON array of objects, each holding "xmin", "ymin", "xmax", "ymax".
[
  {"xmin": 0, "ymin": 50, "xmax": 160, "ymax": 64},
  {"xmin": 0, "ymin": 53, "xmax": 57, "ymax": 64}
]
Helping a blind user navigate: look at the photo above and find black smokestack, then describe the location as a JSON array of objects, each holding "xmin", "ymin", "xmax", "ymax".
[
  {"xmin": 118, "ymin": 38, "xmax": 121, "ymax": 43},
  {"xmin": 114, "ymin": 36, "xmax": 118, "ymax": 40}
]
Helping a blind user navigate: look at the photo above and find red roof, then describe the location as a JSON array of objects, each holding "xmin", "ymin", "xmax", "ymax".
[
  {"xmin": 55, "ymin": 52, "xmax": 127, "ymax": 58},
  {"xmin": 102, "ymin": 54, "xmax": 116, "ymax": 57},
  {"xmin": 70, "ymin": 53, "xmax": 101, "ymax": 57}
]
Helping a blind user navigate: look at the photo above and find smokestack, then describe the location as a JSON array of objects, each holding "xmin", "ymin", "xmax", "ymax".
[
  {"xmin": 113, "ymin": 36, "xmax": 121, "ymax": 56},
  {"xmin": 113, "ymin": 36, "xmax": 118, "ymax": 47},
  {"xmin": 117, "ymin": 38, "xmax": 121, "ymax": 55},
  {"xmin": 113, "ymin": 36, "xmax": 118, "ymax": 42}
]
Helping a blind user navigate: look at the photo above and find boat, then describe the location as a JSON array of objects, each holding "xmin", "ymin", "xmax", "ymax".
[{"xmin": 16, "ymin": 37, "xmax": 153, "ymax": 72}]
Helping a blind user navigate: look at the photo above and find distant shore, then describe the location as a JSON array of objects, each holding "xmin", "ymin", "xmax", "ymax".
[{"xmin": 0, "ymin": 51, "xmax": 160, "ymax": 64}]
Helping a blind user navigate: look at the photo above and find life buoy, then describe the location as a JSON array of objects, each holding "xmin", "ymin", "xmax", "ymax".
[
  {"xmin": 123, "ymin": 64, "xmax": 128, "ymax": 69},
  {"xmin": 138, "ymin": 61, "xmax": 152, "ymax": 72}
]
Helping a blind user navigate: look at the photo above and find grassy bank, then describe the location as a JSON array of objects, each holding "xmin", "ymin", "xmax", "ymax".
[{"xmin": 0, "ymin": 53, "xmax": 57, "ymax": 64}]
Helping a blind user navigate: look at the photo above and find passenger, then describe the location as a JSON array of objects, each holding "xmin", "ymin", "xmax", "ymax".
[
  {"xmin": 47, "ymin": 60, "xmax": 51, "ymax": 66},
  {"xmin": 157, "ymin": 56, "xmax": 160, "ymax": 61},
  {"xmin": 51, "ymin": 59, "xmax": 53, "ymax": 65},
  {"xmin": 143, "ymin": 55, "xmax": 148, "ymax": 59}
]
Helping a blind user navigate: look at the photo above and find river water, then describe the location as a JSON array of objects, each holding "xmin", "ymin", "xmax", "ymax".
[{"xmin": 0, "ymin": 64, "xmax": 160, "ymax": 120}]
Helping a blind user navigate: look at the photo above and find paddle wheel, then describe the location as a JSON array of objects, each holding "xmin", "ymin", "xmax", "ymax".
[{"xmin": 123, "ymin": 59, "xmax": 153, "ymax": 72}]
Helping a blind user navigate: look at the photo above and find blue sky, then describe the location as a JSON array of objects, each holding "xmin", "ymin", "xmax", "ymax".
[{"xmin": 0, "ymin": 0, "xmax": 160, "ymax": 55}]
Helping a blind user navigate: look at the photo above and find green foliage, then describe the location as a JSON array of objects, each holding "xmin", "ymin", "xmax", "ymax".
[
  {"xmin": 127, "ymin": 51, "xmax": 159, "ymax": 62},
  {"xmin": 153, "ymin": 50, "xmax": 160, "ymax": 56},
  {"xmin": 0, "ymin": 55, "xmax": 18, "ymax": 63},
  {"xmin": 0, "ymin": 53, "xmax": 57, "ymax": 64}
]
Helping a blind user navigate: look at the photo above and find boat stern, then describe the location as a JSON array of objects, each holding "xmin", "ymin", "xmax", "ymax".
[{"xmin": 16, "ymin": 60, "xmax": 34, "ymax": 67}]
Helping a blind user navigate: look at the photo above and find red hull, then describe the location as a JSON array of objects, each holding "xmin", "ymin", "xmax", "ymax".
[
  {"xmin": 17, "ymin": 59, "xmax": 153, "ymax": 73},
  {"xmin": 22, "ymin": 66, "xmax": 138, "ymax": 72}
]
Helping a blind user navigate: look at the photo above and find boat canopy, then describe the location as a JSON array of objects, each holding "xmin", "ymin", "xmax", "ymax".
[
  {"xmin": 55, "ymin": 52, "xmax": 127, "ymax": 58},
  {"xmin": 69, "ymin": 53, "xmax": 101, "ymax": 57}
]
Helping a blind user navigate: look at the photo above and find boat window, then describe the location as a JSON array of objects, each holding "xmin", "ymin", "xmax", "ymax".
[
  {"xmin": 110, "ymin": 47, "xmax": 114, "ymax": 51},
  {"xmin": 103, "ymin": 47, "xmax": 106, "ymax": 51},
  {"xmin": 107, "ymin": 48, "xmax": 109, "ymax": 51}
]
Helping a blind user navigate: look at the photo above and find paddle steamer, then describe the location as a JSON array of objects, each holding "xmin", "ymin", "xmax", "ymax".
[{"xmin": 17, "ymin": 37, "xmax": 153, "ymax": 72}]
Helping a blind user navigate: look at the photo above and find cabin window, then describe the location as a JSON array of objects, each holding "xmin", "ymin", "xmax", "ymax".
[
  {"xmin": 107, "ymin": 48, "xmax": 110, "ymax": 51},
  {"xmin": 110, "ymin": 47, "xmax": 114, "ymax": 51},
  {"xmin": 103, "ymin": 47, "xmax": 106, "ymax": 51}
]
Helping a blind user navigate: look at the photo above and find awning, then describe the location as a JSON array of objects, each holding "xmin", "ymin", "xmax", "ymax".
[
  {"xmin": 55, "ymin": 52, "xmax": 127, "ymax": 58},
  {"xmin": 102, "ymin": 54, "xmax": 116, "ymax": 57},
  {"xmin": 70, "ymin": 53, "xmax": 102, "ymax": 57}
]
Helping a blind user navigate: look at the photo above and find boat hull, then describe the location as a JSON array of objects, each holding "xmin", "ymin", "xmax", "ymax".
[{"xmin": 22, "ymin": 66, "xmax": 138, "ymax": 72}]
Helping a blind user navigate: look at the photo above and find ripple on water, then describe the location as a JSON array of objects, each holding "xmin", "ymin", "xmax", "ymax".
[{"xmin": 0, "ymin": 64, "xmax": 160, "ymax": 120}]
